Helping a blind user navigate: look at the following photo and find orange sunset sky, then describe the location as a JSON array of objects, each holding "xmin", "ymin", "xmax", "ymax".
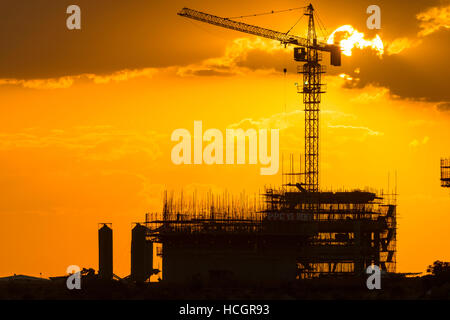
[{"xmin": 0, "ymin": 0, "xmax": 450, "ymax": 278}]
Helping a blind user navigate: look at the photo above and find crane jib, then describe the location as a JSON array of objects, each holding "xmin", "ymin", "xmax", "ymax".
[{"xmin": 178, "ymin": 7, "xmax": 340, "ymax": 66}]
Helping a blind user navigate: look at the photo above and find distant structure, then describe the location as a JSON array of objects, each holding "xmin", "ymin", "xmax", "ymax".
[
  {"xmin": 98, "ymin": 223, "xmax": 113, "ymax": 280},
  {"xmin": 0, "ymin": 274, "xmax": 49, "ymax": 282},
  {"xmin": 441, "ymin": 158, "xmax": 450, "ymax": 188},
  {"xmin": 130, "ymin": 223, "xmax": 153, "ymax": 282}
]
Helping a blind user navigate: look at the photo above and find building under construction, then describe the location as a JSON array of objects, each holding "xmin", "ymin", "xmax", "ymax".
[
  {"xmin": 125, "ymin": 4, "xmax": 397, "ymax": 284},
  {"xmin": 441, "ymin": 158, "xmax": 450, "ymax": 188},
  {"xmin": 138, "ymin": 182, "xmax": 396, "ymax": 284}
]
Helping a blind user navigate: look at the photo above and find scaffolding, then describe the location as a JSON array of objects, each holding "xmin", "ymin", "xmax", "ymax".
[
  {"xmin": 263, "ymin": 186, "xmax": 397, "ymax": 278},
  {"xmin": 143, "ymin": 182, "xmax": 397, "ymax": 282},
  {"xmin": 441, "ymin": 158, "xmax": 450, "ymax": 187}
]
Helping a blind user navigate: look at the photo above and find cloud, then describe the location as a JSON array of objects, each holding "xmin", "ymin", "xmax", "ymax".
[
  {"xmin": 225, "ymin": 108, "xmax": 381, "ymax": 152},
  {"xmin": 85, "ymin": 68, "xmax": 158, "ymax": 84},
  {"xmin": 177, "ymin": 37, "xmax": 291, "ymax": 77},
  {"xmin": 331, "ymin": 31, "xmax": 450, "ymax": 104},
  {"xmin": 325, "ymin": 2, "xmax": 450, "ymax": 104},
  {"xmin": 227, "ymin": 109, "xmax": 356, "ymax": 131},
  {"xmin": 177, "ymin": 69, "xmax": 234, "ymax": 77},
  {"xmin": 436, "ymin": 102, "xmax": 450, "ymax": 111},
  {"xmin": 0, "ymin": 1, "xmax": 222, "ymax": 80},
  {"xmin": 417, "ymin": 4, "xmax": 450, "ymax": 36},
  {"xmin": 228, "ymin": 110, "xmax": 302, "ymax": 130},
  {"xmin": 1, "ymin": 0, "xmax": 447, "ymax": 105},
  {"xmin": 327, "ymin": 125, "xmax": 383, "ymax": 137},
  {"xmin": 350, "ymin": 86, "xmax": 390, "ymax": 103},
  {"xmin": 386, "ymin": 38, "xmax": 422, "ymax": 55},
  {"xmin": 384, "ymin": 4, "xmax": 449, "ymax": 56},
  {"xmin": 0, "ymin": 126, "xmax": 165, "ymax": 161},
  {"xmin": 0, "ymin": 68, "xmax": 158, "ymax": 89},
  {"xmin": 0, "ymin": 37, "xmax": 290, "ymax": 87},
  {"xmin": 407, "ymin": 119, "xmax": 435, "ymax": 127},
  {"xmin": 409, "ymin": 136, "xmax": 430, "ymax": 147},
  {"xmin": 0, "ymin": 77, "xmax": 75, "ymax": 89}
]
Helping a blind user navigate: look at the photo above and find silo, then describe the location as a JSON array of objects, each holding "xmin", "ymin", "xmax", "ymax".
[
  {"xmin": 98, "ymin": 223, "xmax": 113, "ymax": 280},
  {"xmin": 131, "ymin": 223, "xmax": 153, "ymax": 282}
]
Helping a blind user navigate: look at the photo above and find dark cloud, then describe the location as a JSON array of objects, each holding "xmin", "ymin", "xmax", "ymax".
[
  {"xmin": 0, "ymin": 0, "xmax": 231, "ymax": 79},
  {"xmin": 0, "ymin": 0, "xmax": 448, "ymax": 108},
  {"xmin": 236, "ymin": 49, "xmax": 293, "ymax": 72},
  {"xmin": 228, "ymin": 0, "xmax": 450, "ymax": 103},
  {"xmin": 329, "ymin": 29, "xmax": 450, "ymax": 103},
  {"xmin": 437, "ymin": 102, "xmax": 450, "ymax": 111},
  {"xmin": 182, "ymin": 69, "xmax": 234, "ymax": 77}
]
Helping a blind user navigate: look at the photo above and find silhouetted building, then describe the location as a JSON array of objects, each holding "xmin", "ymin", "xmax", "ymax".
[
  {"xmin": 0, "ymin": 274, "xmax": 49, "ymax": 282},
  {"xmin": 144, "ymin": 187, "xmax": 396, "ymax": 284},
  {"xmin": 131, "ymin": 223, "xmax": 153, "ymax": 282},
  {"xmin": 98, "ymin": 223, "xmax": 113, "ymax": 280}
]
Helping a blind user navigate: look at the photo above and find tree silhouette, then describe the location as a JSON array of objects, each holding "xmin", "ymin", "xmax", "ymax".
[{"xmin": 427, "ymin": 260, "xmax": 450, "ymax": 279}]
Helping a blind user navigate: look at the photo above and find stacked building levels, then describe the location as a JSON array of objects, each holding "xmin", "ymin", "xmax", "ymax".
[{"xmin": 137, "ymin": 183, "xmax": 397, "ymax": 284}]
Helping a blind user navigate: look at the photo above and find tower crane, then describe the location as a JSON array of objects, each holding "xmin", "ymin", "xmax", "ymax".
[{"xmin": 178, "ymin": 4, "xmax": 341, "ymax": 193}]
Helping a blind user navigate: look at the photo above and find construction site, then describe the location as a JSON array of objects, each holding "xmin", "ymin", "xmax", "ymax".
[
  {"xmin": 441, "ymin": 158, "xmax": 450, "ymax": 188},
  {"xmin": 93, "ymin": 4, "xmax": 398, "ymax": 286}
]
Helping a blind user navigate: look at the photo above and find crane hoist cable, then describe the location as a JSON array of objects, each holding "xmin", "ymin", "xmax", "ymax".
[
  {"xmin": 227, "ymin": 6, "xmax": 306, "ymax": 20},
  {"xmin": 313, "ymin": 11, "xmax": 330, "ymax": 40},
  {"xmin": 285, "ymin": 14, "xmax": 305, "ymax": 35}
]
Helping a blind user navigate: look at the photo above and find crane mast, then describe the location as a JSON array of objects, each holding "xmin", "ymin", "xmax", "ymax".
[
  {"xmin": 302, "ymin": 4, "xmax": 321, "ymax": 193},
  {"xmin": 178, "ymin": 4, "xmax": 341, "ymax": 195}
]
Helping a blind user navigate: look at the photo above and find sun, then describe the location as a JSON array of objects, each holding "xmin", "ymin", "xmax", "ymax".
[{"xmin": 327, "ymin": 25, "xmax": 384, "ymax": 57}]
